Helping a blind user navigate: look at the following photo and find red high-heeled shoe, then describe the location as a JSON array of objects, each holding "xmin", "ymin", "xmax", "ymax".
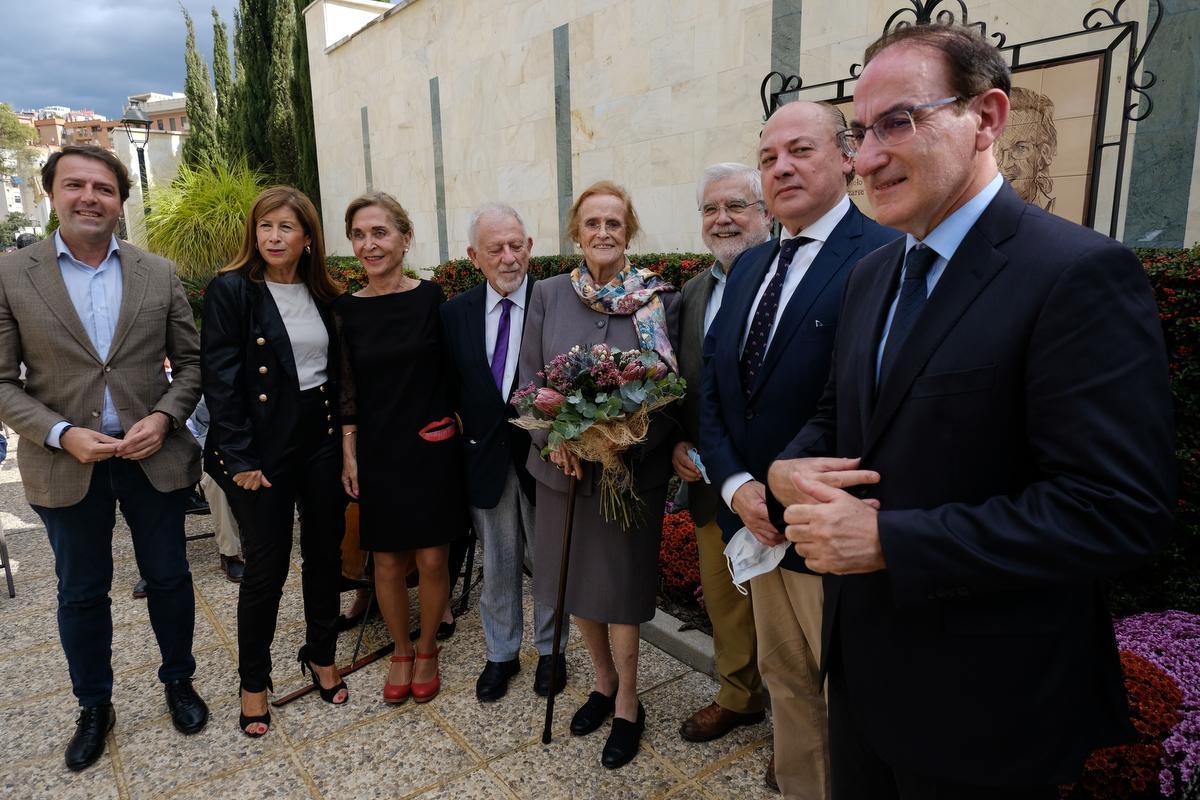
[
  {"xmin": 411, "ymin": 647, "xmax": 441, "ymax": 703},
  {"xmin": 383, "ymin": 654, "xmax": 413, "ymax": 704}
]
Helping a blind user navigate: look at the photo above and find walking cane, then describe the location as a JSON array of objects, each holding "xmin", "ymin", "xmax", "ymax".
[{"xmin": 542, "ymin": 472, "xmax": 578, "ymax": 744}]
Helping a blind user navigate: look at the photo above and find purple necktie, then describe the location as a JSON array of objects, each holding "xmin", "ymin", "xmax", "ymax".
[{"xmin": 491, "ymin": 297, "xmax": 513, "ymax": 393}]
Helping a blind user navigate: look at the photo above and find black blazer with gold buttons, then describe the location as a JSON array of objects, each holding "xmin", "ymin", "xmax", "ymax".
[{"xmin": 199, "ymin": 267, "xmax": 341, "ymax": 488}]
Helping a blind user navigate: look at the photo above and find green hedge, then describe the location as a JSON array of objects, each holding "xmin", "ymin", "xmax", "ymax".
[
  {"xmin": 185, "ymin": 247, "xmax": 1199, "ymax": 613},
  {"xmin": 1109, "ymin": 247, "xmax": 1200, "ymax": 615}
]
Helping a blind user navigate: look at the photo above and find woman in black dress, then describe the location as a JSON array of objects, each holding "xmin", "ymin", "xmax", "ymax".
[
  {"xmin": 201, "ymin": 186, "xmax": 348, "ymax": 737},
  {"xmin": 336, "ymin": 192, "xmax": 466, "ymax": 704}
]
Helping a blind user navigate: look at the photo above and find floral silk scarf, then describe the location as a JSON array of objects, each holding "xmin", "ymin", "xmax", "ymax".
[{"xmin": 570, "ymin": 261, "xmax": 679, "ymax": 374}]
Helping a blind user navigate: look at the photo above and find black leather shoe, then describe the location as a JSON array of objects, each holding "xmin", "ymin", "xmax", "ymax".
[
  {"xmin": 533, "ymin": 653, "xmax": 567, "ymax": 697},
  {"xmin": 65, "ymin": 703, "xmax": 115, "ymax": 772},
  {"xmin": 475, "ymin": 659, "xmax": 520, "ymax": 702},
  {"xmin": 164, "ymin": 679, "xmax": 209, "ymax": 735},
  {"xmin": 601, "ymin": 703, "xmax": 646, "ymax": 769},
  {"xmin": 570, "ymin": 690, "xmax": 616, "ymax": 736},
  {"xmin": 219, "ymin": 554, "xmax": 244, "ymax": 583}
]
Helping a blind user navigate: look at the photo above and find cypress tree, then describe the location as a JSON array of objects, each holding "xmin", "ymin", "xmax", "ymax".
[
  {"xmin": 266, "ymin": 0, "xmax": 299, "ymax": 185},
  {"xmin": 180, "ymin": 8, "xmax": 220, "ymax": 168},
  {"xmin": 212, "ymin": 7, "xmax": 239, "ymax": 162},
  {"xmin": 234, "ymin": 0, "xmax": 273, "ymax": 172},
  {"xmin": 291, "ymin": 0, "xmax": 321, "ymax": 210}
]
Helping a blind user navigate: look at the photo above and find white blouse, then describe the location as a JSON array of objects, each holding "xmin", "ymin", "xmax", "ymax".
[{"xmin": 266, "ymin": 281, "xmax": 329, "ymax": 390}]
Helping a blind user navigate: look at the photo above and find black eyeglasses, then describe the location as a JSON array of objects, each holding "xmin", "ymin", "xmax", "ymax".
[{"xmin": 837, "ymin": 96, "xmax": 965, "ymax": 157}]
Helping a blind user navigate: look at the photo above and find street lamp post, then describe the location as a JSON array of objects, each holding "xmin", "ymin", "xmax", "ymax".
[{"xmin": 120, "ymin": 105, "xmax": 152, "ymax": 220}]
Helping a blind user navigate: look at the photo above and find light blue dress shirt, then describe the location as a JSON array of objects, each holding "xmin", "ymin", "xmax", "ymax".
[
  {"xmin": 702, "ymin": 260, "xmax": 728, "ymax": 337},
  {"xmin": 46, "ymin": 231, "xmax": 124, "ymax": 448},
  {"xmin": 874, "ymin": 174, "xmax": 1004, "ymax": 383}
]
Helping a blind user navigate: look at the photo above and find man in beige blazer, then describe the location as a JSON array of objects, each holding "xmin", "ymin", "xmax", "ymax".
[{"xmin": 0, "ymin": 145, "xmax": 208, "ymax": 772}]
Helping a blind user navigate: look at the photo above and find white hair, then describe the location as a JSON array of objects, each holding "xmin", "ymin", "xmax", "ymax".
[
  {"xmin": 695, "ymin": 162, "xmax": 763, "ymax": 208},
  {"xmin": 467, "ymin": 202, "xmax": 527, "ymax": 249}
]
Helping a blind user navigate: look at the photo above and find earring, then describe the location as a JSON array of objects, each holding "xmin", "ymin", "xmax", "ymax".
[{"xmin": 305, "ymin": 244, "xmax": 311, "ymax": 254}]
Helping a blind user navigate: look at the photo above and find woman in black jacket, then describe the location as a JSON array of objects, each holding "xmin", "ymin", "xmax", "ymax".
[{"xmin": 201, "ymin": 186, "xmax": 348, "ymax": 736}]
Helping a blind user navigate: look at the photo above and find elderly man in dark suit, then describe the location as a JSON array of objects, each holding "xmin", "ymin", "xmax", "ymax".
[
  {"xmin": 702, "ymin": 101, "xmax": 901, "ymax": 798},
  {"xmin": 673, "ymin": 163, "xmax": 772, "ymax": 747},
  {"xmin": 441, "ymin": 202, "xmax": 566, "ymax": 703},
  {"xmin": 0, "ymin": 145, "xmax": 208, "ymax": 772},
  {"xmin": 768, "ymin": 25, "xmax": 1174, "ymax": 799}
]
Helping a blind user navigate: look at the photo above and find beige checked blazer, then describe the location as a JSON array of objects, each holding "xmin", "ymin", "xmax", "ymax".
[{"xmin": 0, "ymin": 237, "xmax": 202, "ymax": 508}]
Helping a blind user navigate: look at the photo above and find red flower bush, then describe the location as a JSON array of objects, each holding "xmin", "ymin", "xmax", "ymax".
[
  {"xmin": 658, "ymin": 510, "xmax": 701, "ymax": 601},
  {"xmin": 1064, "ymin": 651, "xmax": 1183, "ymax": 799}
]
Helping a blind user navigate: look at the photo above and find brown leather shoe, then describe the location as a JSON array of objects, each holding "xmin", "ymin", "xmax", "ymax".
[
  {"xmin": 765, "ymin": 754, "xmax": 779, "ymax": 792},
  {"xmin": 678, "ymin": 701, "xmax": 766, "ymax": 742}
]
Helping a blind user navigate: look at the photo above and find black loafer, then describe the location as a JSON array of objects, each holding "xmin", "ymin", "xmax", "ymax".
[
  {"xmin": 601, "ymin": 703, "xmax": 646, "ymax": 769},
  {"xmin": 533, "ymin": 653, "xmax": 567, "ymax": 697},
  {"xmin": 219, "ymin": 554, "xmax": 244, "ymax": 583},
  {"xmin": 475, "ymin": 659, "xmax": 520, "ymax": 702},
  {"xmin": 164, "ymin": 679, "xmax": 209, "ymax": 735},
  {"xmin": 570, "ymin": 690, "xmax": 616, "ymax": 736},
  {"xmin": 65, "ymin": 703, "xmax": 115, "ymax": 772}
]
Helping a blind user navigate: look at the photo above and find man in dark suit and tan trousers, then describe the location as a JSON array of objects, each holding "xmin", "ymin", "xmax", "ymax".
[
  {"xmin": 702, "ymin": 102, "xmax": 901, "ymax": 798},
  {"xmin": 674, "ymin": 163, "xmax": 772, "ymax": 750},
  {"xmin": 0, "ymin": 144, "xmax": 208, "ymax": 772},
  {"xmin": 441, "ymin": 202, "xmax": 567, "ymax": 703},
  {"xmin": 769, "ymin": 24, "xmax": 1174, "ymax": 799}
]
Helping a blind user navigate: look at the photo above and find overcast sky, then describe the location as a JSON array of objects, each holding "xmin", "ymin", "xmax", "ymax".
[{"xmin": 0, "ymin": 0, "xmax": 243, "ymax": 118}]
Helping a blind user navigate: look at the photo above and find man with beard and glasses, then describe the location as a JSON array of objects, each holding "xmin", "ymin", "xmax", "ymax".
[
  {"xmin": 700, "ymin": 102, "xmax": 900, "ymax": 797},
  {"xmin": 673, "ymin": 163, "xmax": 774, "ymax": 755}
]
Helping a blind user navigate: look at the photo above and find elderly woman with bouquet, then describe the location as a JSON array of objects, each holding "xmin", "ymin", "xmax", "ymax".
[{"xmin": 516, "ymin": 180, "xmax": 681, "ymax": 769}]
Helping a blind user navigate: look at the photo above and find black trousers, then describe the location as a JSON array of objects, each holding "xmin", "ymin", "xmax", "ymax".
[
  {"xmin": 226, "ymin": 388, "xmax": 346, "ymax": 692},
  {"xmin": 828, "ymin": 663, "xmax": 1059, "ymax": 800}
]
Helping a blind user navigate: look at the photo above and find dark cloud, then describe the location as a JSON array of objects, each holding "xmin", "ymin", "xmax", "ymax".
[{"xmin": 0, "ymin": 0, "xmax": 241, "ymax": 118}]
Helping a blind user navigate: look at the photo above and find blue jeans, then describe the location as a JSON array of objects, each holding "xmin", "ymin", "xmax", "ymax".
[{"xmin": 33, "ymin": 459, "xmax": 195, "ymax": 708}]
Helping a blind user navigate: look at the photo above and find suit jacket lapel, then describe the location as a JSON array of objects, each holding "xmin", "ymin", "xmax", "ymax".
[
  {"xmin": 864, "ymin": 187, "xmax": 1022, "ymax": 454},
  {"xmin": 253, "ymin": 281, "xmax": 300, "ymax": 386},
  {"xmin": 108, "ymin": 242, "xmax": 149, "ymax": 359},
  {"xmin": 464, "ymin": 283, "xmax": 492, "ymax": 389},
  {"xmin": 751, "ymin": 209, "xmax": 861, "ymax": 401},
  {"xmin": 855, "ymin": 239, "xmax": 906, "ymax": 434},
  {"xmin": 24, "ymin": 241, "xmax": 102, "ymax": 363}
]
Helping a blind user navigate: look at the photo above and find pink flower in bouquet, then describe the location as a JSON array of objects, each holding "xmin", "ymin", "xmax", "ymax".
[
  {"xmin": 650, "ymin": 361, "xmax": 668, "ymax": 379},
  {"xmin": 533, "ymin": 388, "xmax": 567, "ymax": 415},
  {"xmin": 590, "ymin": 358, "xmax": 623, "ymax": 390},
  {"xmin": 621, "ymin": 362, "xmax": 647, "ymax": 382}
]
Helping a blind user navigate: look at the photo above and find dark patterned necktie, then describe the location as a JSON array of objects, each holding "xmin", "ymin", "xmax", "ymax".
[
  {"xmin": 739, "ymin": 236, "xmax": 812, "ymax": 399},
  {"xmin": 491, "ymin": 297, "xmax": 513, "ymax": 392},
  {"xmin": 878, "ymin": 244, "xmax": 939, "ymax": 387}
]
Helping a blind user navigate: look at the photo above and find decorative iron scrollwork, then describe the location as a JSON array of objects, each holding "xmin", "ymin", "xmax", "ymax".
[
  {"xmin": 1083, "ymin": 0, "xmax": 1163, "ymax": 122},
  {"xmin": 883, "ymin": 0, "xmax": 1006, "ymax": 46},
  {"xmin": 760, "ymin": 71, "xmax": 803, "ymax": 119}
]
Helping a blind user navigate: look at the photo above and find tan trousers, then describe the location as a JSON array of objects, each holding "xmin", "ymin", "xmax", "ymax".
[
  {"xmin": 696, "ymin": 519, "xmax": 763, "ymax": 713},
  {"xmin": 750, "ymin": 567, "xmax": 828, "ymax": 800},
  {"xmin": 199, "ymin": 473, "xmax": 240, "ymax": 558}
]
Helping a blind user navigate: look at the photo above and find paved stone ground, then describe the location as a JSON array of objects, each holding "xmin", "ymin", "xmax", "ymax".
[{"xmin": 0, "ymin": 434, "xmax": 775, "ymax": 799}]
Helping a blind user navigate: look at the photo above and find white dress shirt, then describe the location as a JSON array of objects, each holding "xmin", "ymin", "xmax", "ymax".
[
  {"xmin": 484, "ymin": 275, "xmax": 527, "ymax": 398},
  {"xmin": 702, "ymin": 261, "xmax": 729, "ymax": 337},
  {"xmin": 46, "ymin": 231, "xmax": 124, "ymax": 448},
  {"xmin": 722, "ymin": 195, "xmax": 852, "ymax": 508}
]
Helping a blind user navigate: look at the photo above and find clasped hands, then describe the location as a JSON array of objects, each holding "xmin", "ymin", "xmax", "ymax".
[
  {"xmin": 60, "ymin": 412, "xmax": 171, "ymax": 464},
  {"xmin": 764, "ymin": 457, "xmax": 886, "ymax": 575}
]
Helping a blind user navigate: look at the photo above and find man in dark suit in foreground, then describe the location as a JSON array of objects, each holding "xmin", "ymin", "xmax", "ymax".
[
  {"xmin": 768, "ymin": 24, "xmax": 1174, "ymax": 799},
  {"xmin": 441, "ymin": 202, "xmax": 566, "ymax": 703},
  {"xmin": 701, "ymin": 101, "xmax": 900, "ymax": 797}
]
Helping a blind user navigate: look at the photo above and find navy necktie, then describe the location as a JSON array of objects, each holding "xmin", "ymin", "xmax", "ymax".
[
  {"xmin": 491, "ymin": 297, "xmax": 513, "ymax": 393},
  {"xmin": 879, "ymin": 245, "xmax": 939, "ymax": 387},
  {"xmin": 739, "ymin": 236, "xmax": 812, "ymax": 398}
]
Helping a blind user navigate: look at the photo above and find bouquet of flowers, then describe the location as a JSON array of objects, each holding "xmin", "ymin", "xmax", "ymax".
[{"xmin": 511, "ymin": 343, "xmax": 686, "ymax": 529}]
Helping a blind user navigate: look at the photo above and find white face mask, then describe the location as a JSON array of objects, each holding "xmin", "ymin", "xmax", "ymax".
[{"xmin": 723, "ymin": 527, "xmax": 789, "ymax": 595}]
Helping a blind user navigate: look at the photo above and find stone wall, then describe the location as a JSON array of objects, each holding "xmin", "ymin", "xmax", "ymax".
[{"xmin": 304, "ymin": 0, "xmax": 1200, "ymax": 269}]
